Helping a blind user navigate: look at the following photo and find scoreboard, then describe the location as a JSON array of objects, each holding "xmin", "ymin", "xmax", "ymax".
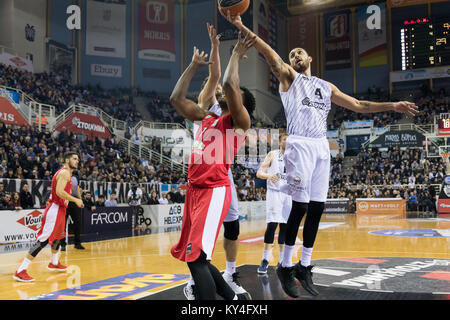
[
  {"xmin": 438, "ymin": 113, "xmax": 450, "ymax": 136},
  {"xmin": 401, "ymin": 18, "xmax": 450, "ymax": 70}
]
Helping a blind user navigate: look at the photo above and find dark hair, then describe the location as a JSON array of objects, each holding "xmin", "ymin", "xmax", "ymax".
[
  {"xmin": 240, "ymin": 87, "xmax": 256, "ymax": 116},
  {"xmin": 64, "ymin": 152, "xmax": 78, "ymax": 161}
]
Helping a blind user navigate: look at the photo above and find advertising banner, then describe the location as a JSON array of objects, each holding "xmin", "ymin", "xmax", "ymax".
[
  {"xmin": 0, "ymin": 209, "xmax": 44, "ymax": 243},
  {"xmin": 0, "ymin": 88, "xmax": 20, "ymax": 104},
  {"xmin": 370, "ymin": 130, "xmax": 425, "ymax": 148},
  {"xmin": 138, "ymin": 0, "xmax": 175, "ymax": 62},
  {"xmin": 438, "ymin": 176, "xmax": 450, "ymax": 214},
  {"xmin": 390, "ymin": 66, "xmax": 450, "ymax": 83},
  {"xmin": 325, "ymin": 199, "xmax": 351, "ymax": 214},
  {"xmin": 0, "ymin": 52, "xmax": 34, "ymax": 73},
  {"xmin": 289, "ymin": 14, "xmax": 317, "ymax": 75},
  {"xmin": 90, "ymin": 64, "xmax": 123, "ymax": 78},
  {"xmin": 387, "ymin": 0, "xmax": 448, "ymax": 8},
  {"xmin": 324, "ymin": 10, "xmax": 352, "ymax": 70},
  {"xmin": 343, "ymin": 120, "xmax": 373, "ymax": 129},
  {"xmin": 83, "ymin": 206, "xmax": 133, "ymax": 234},
  {"xmin": 86, "ymin": 0, "xmax": 127, "ymax": 58},
  {"xmin": 0, "ymin": 97, "xmax": 29, "ymax": 126},
  {"xmin": 138, "ymin": 127, "xmax": 192, "ymax": 148},
  {"xmin": 357, "ymin": 3, "xmax": 387, "ymax": 67},
  {"xmin": 356, "ymin": 198, "xmax": 406, "ymax": 215},
  {"xmin": 141, "ymin": 203, "xmax": 184, "ymax": 229},
  {"xmin": 55, "ymin": 112, "xmax": 112, "ymax": 140}
]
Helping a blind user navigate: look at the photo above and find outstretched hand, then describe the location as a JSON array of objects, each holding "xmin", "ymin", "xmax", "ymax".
[
  {"xmin": 232, "ymin": 31, "xmax": 257, "ymax": 60},
  {"xmin": 392, "ymin": 101, "xmax": 419, "ymax": 116},
  {"xmin": 191, "ymin": 46, "xmax": 211, "ymax": 66},
  {"xmin": 225, "ymin": 10, "xmax": 244, "ymax": 30},
  {"xmin": 207, "ymin": 22, "xmax": 221, "ymax": 47}
]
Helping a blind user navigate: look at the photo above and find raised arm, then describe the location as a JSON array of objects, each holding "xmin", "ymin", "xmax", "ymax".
[
  {"xmin": 328, "ymin": 82, "xmax": 419, "ymax": 116},
  {"xmin": 225, "ymin": 12, "xmax": 296, "ymax": 91},
  {"xmin": 222, "ymin": 31, "xmax": 255, "ymax": 132},
  {"xmin": 198, "ymin": 23, "xmax": 221, "ymax": 110},
  {"xmin": 170, "ymin": 47, "xmax": 210, "ymax": 122}
]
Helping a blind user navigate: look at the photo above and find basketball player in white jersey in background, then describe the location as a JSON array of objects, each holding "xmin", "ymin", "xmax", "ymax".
[
  {"xmin": 225, "ymin": 12, "xmax": 419, "ymax": 297},
  {"xmin": 183, "ymin": 22, "xmax": 250, "ymax": 299},
  {"xmin": 256, "ymin": 133, "xmax": 290, "ymax": 274}
]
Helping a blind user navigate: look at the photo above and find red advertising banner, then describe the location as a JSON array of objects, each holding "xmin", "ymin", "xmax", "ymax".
[
  {"xmin": 55, "ymin": 113, "xmax": 112, "ymax": 140},
  {"xmin": 138, "ymin": 0, "xmax": 175, "ymax": 62},
  {"xmin": 289, "ymin": 15, "xmax": 318, "ymax": 75},
  {"xmin": 324, "ymin": 10, "xmax": 352, "ymax": 70},
  {"xmin": 0, "ymin": 97, "xmax": 29, "ymax": 126},
  {"xmin": 438, "ymin": 199, "xmax": 450, "ymax": 213}
]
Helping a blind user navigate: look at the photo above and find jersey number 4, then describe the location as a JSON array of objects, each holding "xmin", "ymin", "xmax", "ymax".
[{"xmin": 315, "ymin": 88, "xmax": 323, "ymax": 100}]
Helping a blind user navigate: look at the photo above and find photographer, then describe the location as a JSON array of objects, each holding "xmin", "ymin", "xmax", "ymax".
[{"xmin": 127, "ymin": 183, "xmax": 143, "ymax": 230}]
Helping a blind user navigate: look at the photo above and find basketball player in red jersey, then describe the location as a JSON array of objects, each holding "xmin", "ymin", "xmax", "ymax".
[
  {"xmin": 14, "ymin": 152, "xmax": 84, "ymax": 282},
  {"xmin": 170, "ymin": 31, "xmax": 256, "ymax": 300}
]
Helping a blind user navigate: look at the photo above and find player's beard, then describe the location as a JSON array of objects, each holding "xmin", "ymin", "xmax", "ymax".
[
  {"xmin": 293, "ymin": 61, "xmax": 309, "ymax": 74},
  {"xmin": 218, "ymin": 97, "xmax": 228, "ymax": 112},
  {"xmin": 69, "ymin": 162, "xmax": 78, "ymax": 170}
]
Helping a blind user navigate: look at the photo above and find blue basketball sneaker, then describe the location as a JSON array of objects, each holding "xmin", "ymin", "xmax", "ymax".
[{"xmin": 257, "ymin": 259, "xmax": 269, "ymax": 274}]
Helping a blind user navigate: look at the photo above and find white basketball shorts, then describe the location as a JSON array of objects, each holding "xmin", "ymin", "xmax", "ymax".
[
  {"xmin": 280, "ymin": 135, "xmax": 330, "ymax": 203},
  {"xmin": 266, "ymin": 188, "xmax": 292, "ymax": 224},
  {"xmin": 224, "ymin": 168, "xmax": 240, "ymax": 222}
]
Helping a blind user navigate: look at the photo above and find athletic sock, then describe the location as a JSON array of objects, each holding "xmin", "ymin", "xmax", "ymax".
[
  {"xmin": 233, "ymin": 295, "xmax": 238, "ymax": 300},
  {"xmin": 262, "ymin": 249, "xmax": 272, "ymax": 262},
  {"xmin": 278, "ymin": 250, "xmax": 284, "ymax": 264},
  {"xmin": 188, "ymin": 275, "xmax": 195, "ymax": 286},
  {"xmin": 225, "ymin": 261, "xmax": 236, "ymax": 275},
  {"xmin": 17, "ymin": 258, "xmax": 31, "ymax": 273},
  {"xmin": 51, "ymin": 252, "xmax": 60, "ymax": 265},
  {"xmin": 300, "ymin": 246, "xmax": 313, "ymax": 267},
  {"xmin": 281, "ymin": 245, "xmax": 295, "ymax": 268}
]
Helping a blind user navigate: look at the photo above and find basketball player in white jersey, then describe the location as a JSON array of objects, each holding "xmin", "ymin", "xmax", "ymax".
[
  {"xmin": 225, "ymin": 12, "xmax": 419, "ymax": 297},
  {"xmin": 256, "ymin": 133, "xmax": 291, "ymax": 274},
  {"xmin": 183, "ymin": 23, "xmax": 250, "ymax": 299}
]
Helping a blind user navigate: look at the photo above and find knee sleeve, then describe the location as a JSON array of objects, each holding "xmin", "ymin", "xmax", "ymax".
[
  {"xmin": 278, "ymin": 223, "xmax": 287, "ymax": 245},
  {"xmin": 29, "ymin": 240, "xmax": 49, "ymax": 257},
  {"xmin": 264, "ymin": 222, "xmax": 278, "ymax": 244},
  {"xmin": 285, "ymin": 201, "xmax": 308, "ymax": 246},
  {"xmin": 223, "ymin": 219, "xmax": 239, "ymax": 241},
  {"xmin": 303, "ymin": 201, "xmax": 325, "ymax": 248}
]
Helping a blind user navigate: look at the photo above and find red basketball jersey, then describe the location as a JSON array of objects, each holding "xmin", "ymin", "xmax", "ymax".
[
  {"xmin": 188, "ymin": 113, "xmax": 246, "ymax": 187},
  {"xmin": 48, "ymin": 167, "xmax": 72, "ymax": 208}
]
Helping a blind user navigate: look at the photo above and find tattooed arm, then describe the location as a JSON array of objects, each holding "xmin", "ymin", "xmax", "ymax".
[
  {"xmin": 225, "ymin": 13, "xmax": 296, "ymax": 92},
  {"xmin": 328, "ymin": 82, "xmax": 419, "ymax": 116}
]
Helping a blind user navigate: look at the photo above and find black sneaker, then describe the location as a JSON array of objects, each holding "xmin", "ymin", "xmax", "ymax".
[
  {"xmin": 74, "ymin": 244, "xmax": 85, "ymax": 250},
  {"xmin": 61, "ymin": 246, "xmax": 66, "ymax": 252},
  {"xmin": 276, "ymin": 265, "xmax": 300, "ymax": 298},
  {"xmin": 294, "ymin": 263, "xmax": 319, "ymax": 296},
  {"xmin": 237, "ymin": 292, "xmax": 252, "ymax": 300}
]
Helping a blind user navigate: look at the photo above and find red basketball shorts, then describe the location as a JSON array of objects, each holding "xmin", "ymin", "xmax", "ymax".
[
  {"xmin": 36, "ymin": 203, "xmax": 67, "ymax": 245},
  {"xmin": 171, "ymin": 184, "xmax": 231, "ymax": 263}
]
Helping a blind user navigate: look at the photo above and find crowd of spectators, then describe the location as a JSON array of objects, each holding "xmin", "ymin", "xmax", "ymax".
[{"xmin": 0, "ymin": 63, "xmax": 142, "ymax": 127}]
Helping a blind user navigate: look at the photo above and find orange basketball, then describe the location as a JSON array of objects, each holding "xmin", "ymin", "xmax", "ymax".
[{"xmin": 218, "ymin": 0, "xmax": 250, "ymax": 17}]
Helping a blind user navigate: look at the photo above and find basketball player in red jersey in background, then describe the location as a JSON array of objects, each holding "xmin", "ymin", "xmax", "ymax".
[
  {"xmin": 14, "ymin": 152, "xmax": 84, "ymax": 282},
  {"xmin": 170, "ymin": 31, "xmax": 256, "ymax": 300}
]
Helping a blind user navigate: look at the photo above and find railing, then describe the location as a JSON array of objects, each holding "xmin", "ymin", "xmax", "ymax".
[
  {"xmin": 120, "ymin": 138, "xmax": 188, "ymax": 175},
  {"xmin": 133, "ymin": 120, "xmax": 186, "ymax": 132}
]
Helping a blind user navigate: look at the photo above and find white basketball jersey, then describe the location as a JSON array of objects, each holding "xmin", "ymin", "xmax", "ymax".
[
  {"xmin": 279, "ymin": 73, "xmax": 332, "ymax": 139},
  {"xmin": 266, "ymin": 150, "xmax": 287, "ymax": 191},
  {"xmin": 192, "ymin": 101, "xmax": 222, "ymax": 138}
]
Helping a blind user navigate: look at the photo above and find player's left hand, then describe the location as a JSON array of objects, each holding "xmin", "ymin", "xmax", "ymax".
[
  {"xmin": 225, "ymin": 10, "xmax": 244, "ymax": 30},
  {"xmin": 393, "ymin": 101, "xmax": 419, "ymax": 116},
  {"xmin": 207, "ymin": 22, "xmax": 221, "ymax": 47},
  {"xmin": 191, "ymin": 46, "xmax": 211, "ymax": 67},
  {"xmin": 232, "ymin": 31, "xmax": 257, "ymax": 60}
]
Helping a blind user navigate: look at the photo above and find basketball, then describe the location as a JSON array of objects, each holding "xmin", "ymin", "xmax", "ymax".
[{"xmin": 218, "ymin": 0, "xmax": 250, "ymax": 17}]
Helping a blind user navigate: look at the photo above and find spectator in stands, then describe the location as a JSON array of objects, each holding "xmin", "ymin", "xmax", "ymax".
[
  {"xmin": 0, "ymin": 182, "xmax": 5, "ymax": 199},
  {"xmin": 158, "ymin": 192, "xmax": 168, "ymax": 204},
  {"xmin": 148, "ymin": 191, "xmax": 159, "ymax": 205},
  {"xmin": 167, "ymin": 187, "xmax": 176, "ymax": 202},
  {"xmin": 105, "ymin": 192, "xmax": 118, "ymax": 207},
  {"xmin": 407, "ymin": 191, "xmax": 418, "ymax": 211},
  {"xmin": 0, "ymin": 193, "xmax": 14, "ymax": 210},
  {"xmin": 20, "ymin": 184, "xmax": 34, "ymax": 209},
  {"xmin": 95, "ymin": 194, "xmax": 105, "ymax": 208},
  {"xmin": 173, "ymin": 189, "xmax": 182, "ymax": 204},
  {"xmin": 166, "ymin": 193, "xmax": 174, "ymax": 204},
  {"xmin": 9, "ymin": 192, "xmax": 22, "ymax": 210},
  {"xmin": 83, "ymin": 191, "xmax": 96, "ymax": 211},
  {"xmin": 140, "ymin": 187, "xmax": 150, "ymax": 205}
]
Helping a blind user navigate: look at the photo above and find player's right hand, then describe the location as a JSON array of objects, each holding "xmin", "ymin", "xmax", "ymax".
[
  {"xmin": 207, "ymin": 22, "xmax": 221, "ymax": 47},
  {"xmin": 225, "ymin": 10, "xmax": 244, "ymax": 30},
  {"xmin": 191, "ymin": 46, "xmax": 211, "ymax": 67},
  {"xmin": 269, "ymin": 175, "xmax": 280, "ymax": 183},
  {"xmin": 75, "ymin": 198, "xmax": 84, "ymax": 208}
]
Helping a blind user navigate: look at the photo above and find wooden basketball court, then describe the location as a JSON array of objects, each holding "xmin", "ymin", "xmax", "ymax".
[{"xmin": 0, "ymin": 213, "xmax": 449, "ymax": 300}]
